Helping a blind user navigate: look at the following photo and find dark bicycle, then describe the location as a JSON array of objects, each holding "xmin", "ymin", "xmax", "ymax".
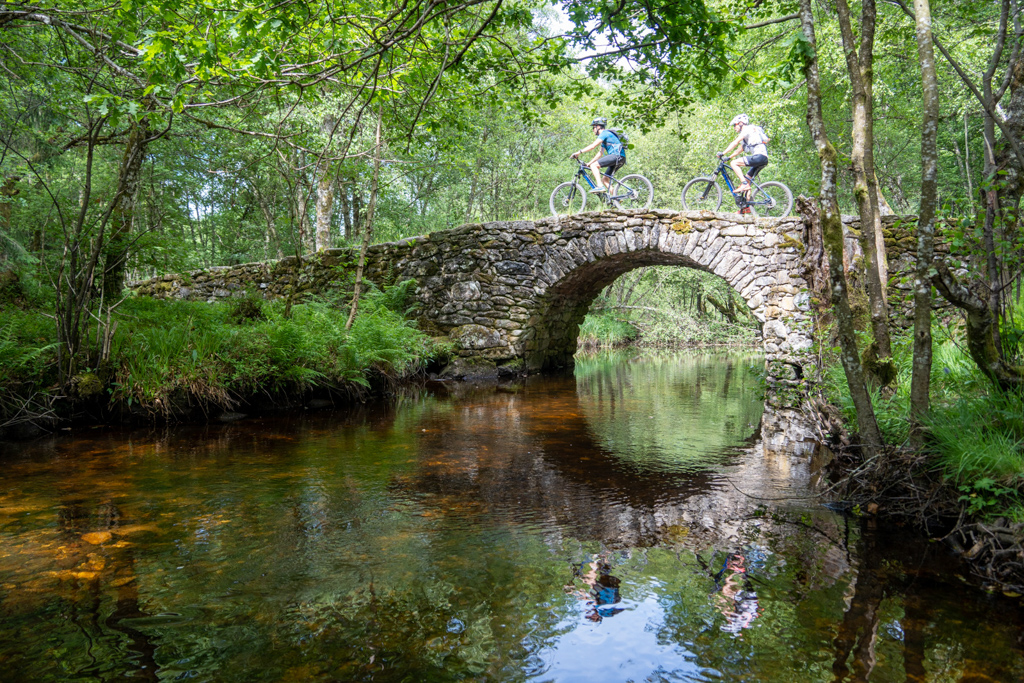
[
  {"xmin": 681, "ymin": 153, "xmax": 793, "ymax": 218},
  {"xmin": 550, "ymin": 159, "xmax": 653, "ymax": 217}
]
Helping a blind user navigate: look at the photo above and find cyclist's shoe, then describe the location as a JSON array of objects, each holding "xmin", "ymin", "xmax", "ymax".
[
  {"xmin": 590, "ymin": 187, "xmax": 608, "ymax": 194},
  {"xmin": 740, "ymin": 206, "xmax": 752, "ymax": 215}
]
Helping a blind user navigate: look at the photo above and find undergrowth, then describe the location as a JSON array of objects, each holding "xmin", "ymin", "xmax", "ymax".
[
  {"xmin": 577, "ymin": 311, "xmax": 638, "ymax": 348},
  {"xmin": 1, "ymin": 280, "xmax": 439, "ymax": 421},
  {"xmin": 824, "ymin": 325, "xmax": 1024, "ymax": 521}
]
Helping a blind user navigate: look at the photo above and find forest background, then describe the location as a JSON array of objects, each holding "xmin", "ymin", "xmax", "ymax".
[{"xmin": 2, "ymin": 0, "xmax": 1024, "ymax": 525}]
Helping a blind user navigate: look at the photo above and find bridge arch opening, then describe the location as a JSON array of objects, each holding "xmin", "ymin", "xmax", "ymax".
[
  {"xmin": 530, "ymin": 254, "xmax": 762, "ymax": 370},
  {"xmin": 574, "ymin": 264, "xmax": 758, "ymax": 351}
]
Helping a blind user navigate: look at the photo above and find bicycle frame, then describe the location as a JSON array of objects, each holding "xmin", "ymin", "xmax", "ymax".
[
  {"xmin": 570, "ymin": 160, "xmax": 630, "ymax": 202},
  {"xmin": 709, "ymin": 156, "xmax": 767, "ymax": 207}
]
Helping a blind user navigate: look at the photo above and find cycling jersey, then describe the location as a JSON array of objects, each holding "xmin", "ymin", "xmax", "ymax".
[
  {"xmin": 598, "ymin": 130, "xmax": 625, "ymax": 158},
  {"xmin": 740, "ymin": 126, "xmax": 769, "ymax": 156}
]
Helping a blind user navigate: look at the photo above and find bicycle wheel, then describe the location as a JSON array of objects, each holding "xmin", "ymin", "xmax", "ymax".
[
  {"xmin": 749, "ymin": 181, "xmax": 793, "ymax": 218},
  {"xmin": 550, "ymin": 182, "xmax": 587, "ymax": 217},
  {"xmin": 614, "ymin": 174, "xmax": 654, "ymax": 211},
  {"xmin": 681, "ymin": 177, "xmax": 722, "ymax": 212}
]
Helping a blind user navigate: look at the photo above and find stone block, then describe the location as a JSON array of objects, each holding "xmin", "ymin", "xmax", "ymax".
[
  {"xmin": 624, "ymin": 229, "xmax": 637, "ymax": 251},
  {"xmin": 450, "ymin": 281, "xmax": 482, "ymax": 300},
  {"xmin": 719, "ymin": 225, "xmax": 748, "ymax": 237}
]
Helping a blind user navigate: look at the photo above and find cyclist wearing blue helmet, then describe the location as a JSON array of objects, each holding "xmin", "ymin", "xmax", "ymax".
[{"xmin": 571, "ymin": 117, "xmax": 626, "ymax": 194}]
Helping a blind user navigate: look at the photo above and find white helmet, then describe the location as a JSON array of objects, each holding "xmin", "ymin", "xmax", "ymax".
[{"xmin": 730, "ymin": 114, "xmax": 749, "ymax": 126}]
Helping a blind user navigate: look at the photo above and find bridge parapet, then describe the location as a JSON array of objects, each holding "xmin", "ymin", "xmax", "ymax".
[{"xmin": 132, "ymin": 209, "xmax": 815, "ymax": 400}]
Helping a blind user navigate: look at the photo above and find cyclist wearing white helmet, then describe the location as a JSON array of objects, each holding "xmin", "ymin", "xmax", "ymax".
[
  {"xmin": 572, "ymin": 117, "xmax": 626, "ymax": 194},
  {"xmin": 721, "ymin": 114, "xmax": 770, "ymax": 199}
]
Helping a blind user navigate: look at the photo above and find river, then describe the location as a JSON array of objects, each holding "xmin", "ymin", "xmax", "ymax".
[{"xmin": 1, "ymin": 350, "xmax": 1022, "ymax": 681}]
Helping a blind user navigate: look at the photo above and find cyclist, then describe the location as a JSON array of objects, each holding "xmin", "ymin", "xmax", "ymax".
[
  {"xmin": 721, "ymin": 114, "xmax": 770, "ymax": 202},
  {"xmin": 571, "ymin": 117, "xmax": 626, "ymax": 194}
]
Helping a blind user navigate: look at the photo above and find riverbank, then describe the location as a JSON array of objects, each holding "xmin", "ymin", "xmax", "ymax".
[
  {"xmin": 0, "ymin": 282, "xmax": 448, "ymax": 440},
  {"xmin": 817, "ymin": 332, "xmax": 1024, "ymax": 594}
]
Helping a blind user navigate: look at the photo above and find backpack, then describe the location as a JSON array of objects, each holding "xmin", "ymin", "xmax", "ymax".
[
  {"xmin": 607, "ymin": 127, "xmax": 631, "ymax": 150},
  {"xmin": 745, "ymin": 126, "xmax": 770, "ymax": 149},
  {"xmin": 743, "ymin": 125, "xmax": 770, "ymax": 151}
]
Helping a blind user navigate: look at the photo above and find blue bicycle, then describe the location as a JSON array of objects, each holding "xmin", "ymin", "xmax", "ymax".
[
  {"xmin": 681, "ymin": 153, "xmax": 793, "ymax": 218},
  {"xmin": 549, "ymin": 159, "xmax": 653, "ymax": 217}
]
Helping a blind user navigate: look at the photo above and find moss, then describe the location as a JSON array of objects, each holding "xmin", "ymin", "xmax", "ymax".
[
  {"xmin": 861, "ymin": 341, "xmax": 898, "ymax": 388},
  {"xmin": 779, "ymin": 233, "xmax": 806, "ymax": 254},
  {"xmin": 71, "ymin": 372, "xmax": 103, "ymax": 398},
  {"xmin": 670, "ymin": 218, "xmax": 693, "ymax": 234}
]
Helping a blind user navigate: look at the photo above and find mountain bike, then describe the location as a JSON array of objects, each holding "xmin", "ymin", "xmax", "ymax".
[
  {"xmin": 550, "ymin": 159, "xmax": 654, "ymax": 217},
  {"xmin": 681, "ymin": 153, "xmax": 793, "ymax": 218}
]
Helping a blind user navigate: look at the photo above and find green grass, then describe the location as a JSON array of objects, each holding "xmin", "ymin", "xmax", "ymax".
[
  {"xmin": 577, "ymin": 311, "xmax": 639, "ymax": 348},
  {"xmin": 1, "ymin": 281, "xmax": 440, "ymax": 418},
  {"xmin": 824, "ymin": 325, "xmax": 1024, "ymax": 520}
]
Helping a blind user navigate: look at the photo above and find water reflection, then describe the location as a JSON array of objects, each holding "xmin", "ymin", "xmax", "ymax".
[
  {"xmin": 713, "ymin": 551, "xmax": 763, "ymax": 636},
  {"xmin": 0, "ymin": 351, "xmax": 1022, "ymax": 682}
]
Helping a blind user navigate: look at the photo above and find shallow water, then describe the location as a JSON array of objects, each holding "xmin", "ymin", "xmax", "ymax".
[{"xmin": 1, "ymin": 350, "xmax": 1022, "ymax": 682}]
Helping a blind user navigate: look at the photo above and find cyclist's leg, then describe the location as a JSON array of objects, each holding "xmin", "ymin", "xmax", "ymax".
[
  {"xmin": 744, "ymin": 155, "xmax": 768, "ymax": 199},
  {"xmin": 595, "ymin": 155, "xmax": 623, "ymax": 192},
  {"xmin": 731, "ymin": 157, "xmax": 751, "ymax": 191},
  {"xmin": 747, "ymin": 155, "xmax": 768, "ymax": 182},
  {"xmin": 588, "ymin": 158, "xmax": 606, "ymax": 192}
]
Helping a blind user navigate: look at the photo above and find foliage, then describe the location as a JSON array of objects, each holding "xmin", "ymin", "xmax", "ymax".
[
  {"xmin": 0, "ymin": 282, "xmax": 437, "ymax": 420},
  {"xmin": 578, "ymin": 266, "xmax": 758, "ymax": 348},
  {"xmin": 577, "ymin": 311, "xmax": 638, "ymax": 347},
  {"xmin": 824, "ymin": 325, "xmax": 1024, "ymax": 518}
]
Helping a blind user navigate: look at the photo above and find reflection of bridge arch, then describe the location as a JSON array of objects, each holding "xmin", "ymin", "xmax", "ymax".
[{"xmin": 398, "ymin": 373, "xmax": 825, "ymax": 550}]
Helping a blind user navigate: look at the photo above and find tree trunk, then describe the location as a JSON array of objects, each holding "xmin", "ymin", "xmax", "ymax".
[
  {"xmin": 296, "ymin": 179, "xmax": 311, "ymax": 252},
  {"xmin": 800, "ymin": 0, "xmax": 884, "ymax": 456},
  {"xmin": 101, "ymin": 115, "xmax": 151, "ymax": 298},
  {"xmin": 346, "ymin": 114, "xmax": 383, "ymax": 330},
  {"xmin": 836, "ymin": 0, "xmax": 895, "ymax": 385},
  {"xmin": 314, "ymin": 116, "xmax": 337, "ymax": 251},
  {"xmin": 340, "ymin": 177, "xmax": 352, "ymax": 241},
  {"xmin": 314, "ymin": 169, "xmax": 335, "ymax": 251},
  {"xmin": 258, "ymin": 192, "xmax": 283, "ymax": 260},
  {"xmin": 932, "ymin": 260, "xmax": 1024, "ymax": 390},
  {"xmin": 351, "ymin": 185, "xmax": 364, "ymax": 239},
  {"xmin": 910, "ymin": 0, "xmax": 939, "ymax": 443}
]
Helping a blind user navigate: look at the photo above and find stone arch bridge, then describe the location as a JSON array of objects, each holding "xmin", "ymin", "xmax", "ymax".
[{"xmin": 134, "ymin": 209, "xmax": 815, "ymax": 392}]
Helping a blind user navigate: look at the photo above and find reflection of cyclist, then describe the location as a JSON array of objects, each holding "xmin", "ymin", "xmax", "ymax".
[
  {"xmin": 571, "ymin": 117, "xmax": 626, "ymax": 195},
  {"xmin": 567, "ymin": 553, "xmax": 625, "ymax": 623},
  {"xmin": 714, "ymin": 552, "xmax": 763, "ymax": 635},
  {"xmin": 721, "ymin": 114, "xmax": 770, "ymax": 202}
]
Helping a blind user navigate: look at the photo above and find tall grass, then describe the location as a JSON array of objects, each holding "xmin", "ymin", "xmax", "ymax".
[
  {"xmin": 824, "ymin": 324, "xmax": 1024, "ymax": 518},
  {"xmin": 577, "ymin": 311, "xmax": 638, "ymax": 348},
  {"xmin": 2, "ymin": 281, "xmax": 439, "ymax": 418}
]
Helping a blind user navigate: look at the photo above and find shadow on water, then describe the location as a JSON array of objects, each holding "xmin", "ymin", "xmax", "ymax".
[{"xmin": 0, "ymin": 349, "xmax": 1022, "ymax": 682}]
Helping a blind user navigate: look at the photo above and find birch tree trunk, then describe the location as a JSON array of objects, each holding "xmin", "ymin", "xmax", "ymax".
[
  {"xmin": 910, "ymin": 0, "xmax": 939, "ymax": 442},
  {"xmin": 799, "ymin": 0, "xmax": 884, "ymax": 457},
  {"xmin": 314, "ymin": 171, "xmax": 335, "ymax": 251},
  {"xmin": 314, "ymin": 116, "xmax": 337, "ymax": 251},
  {"xmin": 346, "ymin": 114, "xmax": 383, "ymax": 330},
  {"xmin": 101, "ymin": 115, "xmax": 151, "ymax": 298}
]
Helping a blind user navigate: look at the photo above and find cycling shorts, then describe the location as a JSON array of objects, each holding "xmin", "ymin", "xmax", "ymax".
[
  {"xmin": 597, "ymin": 154, "xmax": 626, "ymax": 176},
  {"xmin": 740, "ymin": 154, "xmax": 768, "ymax": 178}
]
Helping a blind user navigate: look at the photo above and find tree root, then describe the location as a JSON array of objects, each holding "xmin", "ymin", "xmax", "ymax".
[{"xmin": 826, "ymin": 443, "xmax": 1024, "ymax": 594}]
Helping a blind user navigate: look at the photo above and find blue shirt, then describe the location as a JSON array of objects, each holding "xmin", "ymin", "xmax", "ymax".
[{"xmin": 598, "ymin": 130, "xmax": 625, "ymax": 158}]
